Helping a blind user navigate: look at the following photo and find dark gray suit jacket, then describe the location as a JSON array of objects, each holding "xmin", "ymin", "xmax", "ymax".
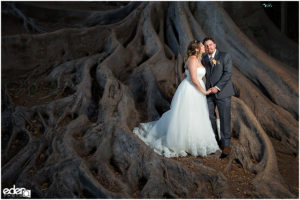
[{"xmin": 202, "ymin": 50, "xmax": 235, "ymax": 99}]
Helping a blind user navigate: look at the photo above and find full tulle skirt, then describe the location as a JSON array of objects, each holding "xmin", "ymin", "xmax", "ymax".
[{"xmin": 133, "ymin": 77, "xmax": 219, "ymax": 158}]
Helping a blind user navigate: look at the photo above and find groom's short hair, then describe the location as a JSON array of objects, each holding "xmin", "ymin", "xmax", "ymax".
[{"xmin": 203, "ymin": 37, "xmax": 215, "ymax": 44}]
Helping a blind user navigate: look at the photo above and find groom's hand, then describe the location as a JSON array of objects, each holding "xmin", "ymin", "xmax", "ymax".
[{"xmin": 210, "ymin": 87, "xmax": 219, "ymax": 94}]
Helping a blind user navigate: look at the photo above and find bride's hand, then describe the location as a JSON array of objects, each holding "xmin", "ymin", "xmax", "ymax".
[{"xmin": 205, "ymin": 89, "xmax": 212, "ymax": 95}]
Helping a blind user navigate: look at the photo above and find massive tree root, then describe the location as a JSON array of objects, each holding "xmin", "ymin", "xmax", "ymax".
[{"xmin": 2, "ymin": 2, "xmax": 298, "ymax": 198}]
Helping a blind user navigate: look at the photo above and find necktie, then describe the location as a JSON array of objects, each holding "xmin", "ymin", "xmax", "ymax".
[{"xmin": 209, "ymin": 56, "xmax": 213, "ymax": 66}]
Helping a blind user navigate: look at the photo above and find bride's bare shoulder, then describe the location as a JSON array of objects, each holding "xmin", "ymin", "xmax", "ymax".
[{"xmin": 187, "ymin": 56, "xmax": 198, "ymax": 64}]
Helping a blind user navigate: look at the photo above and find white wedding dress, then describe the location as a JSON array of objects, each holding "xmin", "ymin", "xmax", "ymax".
[{"xmin": 133, "ymin": 67, "xmax": 220, "ymax": 158}]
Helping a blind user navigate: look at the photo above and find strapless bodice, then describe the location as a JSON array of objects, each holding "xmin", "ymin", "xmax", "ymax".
[{"xmin": 185, "ymin": 67, "xmax": 206, "ymax": 80}]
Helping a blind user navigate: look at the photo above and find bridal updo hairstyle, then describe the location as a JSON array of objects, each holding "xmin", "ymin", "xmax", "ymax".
[{"xmin": 184, "ymin": 39, "xmax": 202, "ymax": 62}]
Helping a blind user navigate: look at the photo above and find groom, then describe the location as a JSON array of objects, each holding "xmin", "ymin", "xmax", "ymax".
[{"xmin": 202, "ymin": 37, "xmax": 235, "ymax": 158}]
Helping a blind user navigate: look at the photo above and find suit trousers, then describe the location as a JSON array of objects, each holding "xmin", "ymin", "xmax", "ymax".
[{"xmin": 207, "ymin": 95, "xmax": 231, "ymax": 147}]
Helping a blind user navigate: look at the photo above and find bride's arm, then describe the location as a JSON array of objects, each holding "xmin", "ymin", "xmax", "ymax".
[{"xmin": 188, "ymin": 57, "xmax": 211, "ymax": 95}]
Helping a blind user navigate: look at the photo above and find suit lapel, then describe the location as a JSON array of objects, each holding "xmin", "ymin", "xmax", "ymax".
[
  {"xmin": 207, "ymin": 54, "xmax": 213, "ymax": 67},
  {"xmin": 211, "ymin": 49, "xmax": 220, "ymax": 74}
]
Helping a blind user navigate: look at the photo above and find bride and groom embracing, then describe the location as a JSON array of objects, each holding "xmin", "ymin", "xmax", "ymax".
[{"xmin": 133, "ymin": 37, "xmax": 235, "ymax": 159}]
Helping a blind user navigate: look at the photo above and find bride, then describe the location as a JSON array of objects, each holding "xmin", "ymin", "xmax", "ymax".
[{"xmin": 133, "ymin": 40, "xmax": 220, "ymax": 158}]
